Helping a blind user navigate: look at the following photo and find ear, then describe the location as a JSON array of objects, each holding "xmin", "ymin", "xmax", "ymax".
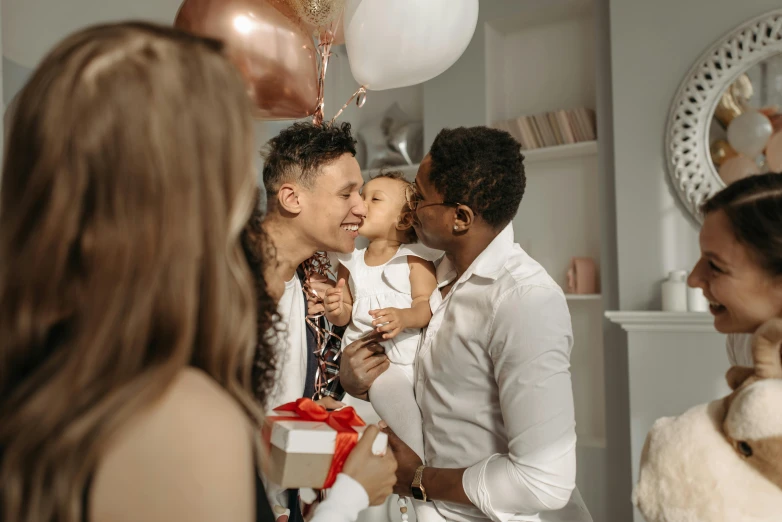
[
  {"xmin": 276, "ymin": 183, "xmax": 303, "ymax": 215},
  {"xmin": 726, "ymin": 365, "xmax": 756, "ymax": 390},
  {"xmin": 396, "ymin": 210, "xmax": 414, "ymax": 232},
  {"xmin": 453, "ymin": 204, "xmax": 474, "ymax": 233}
]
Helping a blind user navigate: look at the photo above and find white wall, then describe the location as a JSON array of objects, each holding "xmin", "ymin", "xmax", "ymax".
[{"xmin": 609, "ymin": 0, "xmax": 782, "ymax": 311}]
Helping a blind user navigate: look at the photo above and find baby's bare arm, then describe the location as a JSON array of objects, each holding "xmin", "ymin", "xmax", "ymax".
[{"xmin": 402, "ymin": 256, "xmax": 437, "ymax": 329}]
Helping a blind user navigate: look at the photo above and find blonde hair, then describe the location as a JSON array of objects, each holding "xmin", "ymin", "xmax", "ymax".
[{"xmin": 0, "ymin": 22, "xmax": 261, "ymax": 522}]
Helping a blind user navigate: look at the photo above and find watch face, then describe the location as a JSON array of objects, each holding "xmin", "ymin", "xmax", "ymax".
[{"xmin": 411, "ymin": 487, "xmax": 425, "ymax": 501}]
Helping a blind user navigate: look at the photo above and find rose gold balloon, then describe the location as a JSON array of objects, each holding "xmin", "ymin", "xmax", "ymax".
[
  {"xmin": 719, "ymin": 155, "xmax": 760, "ymax": 185},
  {"xmin": 175, "ymin": 0, "xmax": 319, "ymax": 120}
]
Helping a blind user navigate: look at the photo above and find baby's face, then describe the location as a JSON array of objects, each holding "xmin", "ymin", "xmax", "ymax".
[{"xmin": 359, "ymin": 177, "xmax": 409, "ymax": 240}]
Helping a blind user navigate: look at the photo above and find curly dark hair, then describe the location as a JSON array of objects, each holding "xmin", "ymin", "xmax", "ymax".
[
  {"xmin": 371, "ymin": 169, "xmax": 417, "ymax": 244},
  {"xmin": 240, "ymin": 187, "xmax": 283, "ymax": 405},
  {"xmin": 262, "ymin": 121, "xmax": 357, "ymax": 196},
  {"xmin": 428, "ymin": 126, "xmax": 525, "ymax": 228}
]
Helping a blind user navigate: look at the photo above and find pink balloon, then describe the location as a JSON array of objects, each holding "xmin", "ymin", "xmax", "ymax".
[
  {"xmin": 766, "ymin": 132, "xmax": 782, "ymax": 172},
  {"xmin": 719, "ymin": 155, "xmax": 760, "ymax": 185}
]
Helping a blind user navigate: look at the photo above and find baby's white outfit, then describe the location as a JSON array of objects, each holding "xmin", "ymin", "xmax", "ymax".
[{"xmin": 337, "ymin": 243, "xmax": 444, "ymax": 522}]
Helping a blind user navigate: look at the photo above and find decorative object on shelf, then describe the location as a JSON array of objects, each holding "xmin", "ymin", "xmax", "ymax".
[
  {"xmin": 633, "ymin": 319, "xmax": 782, "ymax": 522},
  {"xmin": 359, "ymin": 103, "xmax": 423, "ymax": 170},
  {"xmin": 661, "ymin": 270, "xmax": 688, "ymax": 312},
  {"xmin": 665, "ymin": 9, "xmax": 782, "ymax": 223},
  {"xmin": 344, "ymin": 0, "xmax": 478, "ymax": 91},
  {"xmin": 686, "ymin": 286, "xmax": 709, "ymax": 312},
  {"xmin": 175, "ymin": 0, "xmax": 319, "ymax": 120},
  {"xmin": 566, "ymin": 257, "xmax": 598, "ymax": 295},
  {"xmin": 492, "ymin": 108, "xmax": 596, "ymax": 150}
]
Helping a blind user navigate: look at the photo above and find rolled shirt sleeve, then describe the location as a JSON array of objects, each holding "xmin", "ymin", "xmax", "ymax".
[{"xmin": 462, "ymin": 285, "xmax": 577, "ymax": 521}]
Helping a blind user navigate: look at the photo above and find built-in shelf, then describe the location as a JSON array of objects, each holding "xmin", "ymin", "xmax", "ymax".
[
  {"xmin": 361, "ymin": 162, "xmax": 420, "ymax": 180},
  {"xmin": 605, "ymin": 311, "xmax": 715, "ymax": 332},
  {"xmin": 566, "ymin": 293, "xmax": 601, "ymax": 301},
  {"xmin": 522, "ymin": 140, "xmax": 597, "ymax": 164}
]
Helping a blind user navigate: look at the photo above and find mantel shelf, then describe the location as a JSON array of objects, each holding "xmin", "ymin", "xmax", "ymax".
[
  {"xmin": 523, "ymin": 141, "xmax": 598, "ymax": 164},
  {"xmin": 605, "ymin": 311, "xmax": 716, "ymax": 333}
]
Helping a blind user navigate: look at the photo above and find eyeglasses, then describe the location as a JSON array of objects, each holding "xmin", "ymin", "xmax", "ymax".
[{"xmin": 404, "ymin": 184, "xmax": 460, "ymax": 213}]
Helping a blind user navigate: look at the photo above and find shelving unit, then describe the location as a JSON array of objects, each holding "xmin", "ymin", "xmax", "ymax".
[{"xmin": 523, "ymin": 140, "xmax": 598, "ymax": 164}]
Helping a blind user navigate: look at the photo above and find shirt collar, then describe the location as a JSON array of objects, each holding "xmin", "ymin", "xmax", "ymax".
[{"xmin": 436, "ymin": 223, "xmax": 515, "ymax": 287}]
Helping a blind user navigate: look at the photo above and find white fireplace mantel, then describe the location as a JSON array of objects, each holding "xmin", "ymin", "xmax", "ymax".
[
  {"xmin": 605, "ymin": 309, "xmax": 727, "ymax": 522},
  {"xmin": 605, "ymin": 311, "xmax": 716, "ymax": 332}
]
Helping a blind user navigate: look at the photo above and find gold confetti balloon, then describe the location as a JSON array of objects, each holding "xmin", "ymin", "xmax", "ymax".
[{"xmin": 288, "ymin": 0, "xmax": 345, "ymax": 28}]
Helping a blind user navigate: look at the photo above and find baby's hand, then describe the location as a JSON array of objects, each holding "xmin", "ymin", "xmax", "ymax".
[
  {"xmin": 324, "ymin": 279, "xmax": 346, "ymax": 314},
  {"xmin": 369, "ymin": 308, "xmax": 406, "ymax": 340}
]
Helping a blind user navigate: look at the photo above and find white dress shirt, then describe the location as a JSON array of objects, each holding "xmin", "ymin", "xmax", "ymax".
[{"xmin": 415, "ymin": 224, "xmax": 592, "ymax": 522}]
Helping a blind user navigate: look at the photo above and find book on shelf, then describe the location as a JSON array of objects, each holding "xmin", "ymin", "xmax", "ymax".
[{"xmin": 492, "ymin": 108, "xmax": 597, "ymax": 150}]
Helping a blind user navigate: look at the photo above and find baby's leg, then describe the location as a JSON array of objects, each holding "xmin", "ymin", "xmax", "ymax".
[
  {"xmin": 369, "ymin": 365, "xmax": 445, "ymax": 522},
  {"xmin": 369, "ymin": 363, "xmax": 423, "ymax": 458}
]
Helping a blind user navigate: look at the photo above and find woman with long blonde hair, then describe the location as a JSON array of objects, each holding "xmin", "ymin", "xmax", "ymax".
[{"xmin": 0, "ymin": 21, "xmax": 395, "ymax": 522}]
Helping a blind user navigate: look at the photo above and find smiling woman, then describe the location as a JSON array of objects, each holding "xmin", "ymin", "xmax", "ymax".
[{"xmin": 687, "ymin": 172, "xmax": 782, "ymax": 365}]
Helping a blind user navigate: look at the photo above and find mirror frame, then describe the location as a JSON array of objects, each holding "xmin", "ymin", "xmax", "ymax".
[{"xmin": 665, "ymin": 9, "xmax": 782, "ymax": 223}]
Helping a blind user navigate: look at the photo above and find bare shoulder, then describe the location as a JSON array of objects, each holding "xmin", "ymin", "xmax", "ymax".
[
  {"xmin": 407, "ymin": 255, "xmax": 436, "ymax": 273},
  {"xmin": 90, "ymin": 368, "xmax": 256, "ymax": 522}
]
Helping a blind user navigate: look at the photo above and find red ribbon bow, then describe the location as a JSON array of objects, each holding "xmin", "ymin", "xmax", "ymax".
[{"xmin": 268, "ymin": 398, "xmax": 366, "ymax": 489}]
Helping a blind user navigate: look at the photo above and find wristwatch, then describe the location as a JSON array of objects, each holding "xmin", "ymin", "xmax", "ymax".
[{"xmin": 411, "ymin": 465, "xmax": 428, "ymax": 501}]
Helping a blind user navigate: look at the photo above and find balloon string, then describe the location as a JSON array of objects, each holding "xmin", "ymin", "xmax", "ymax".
[
  {"xmin": 312, "ymin": 10, "xmax": 344, "ymax": 127},
  {"xmin": 330, "ymin": 85, "xmax": 367, "ymax": 125},
  {"xmin": 312, "ymin": 34, "xmax": 333, "ymax": 126}
]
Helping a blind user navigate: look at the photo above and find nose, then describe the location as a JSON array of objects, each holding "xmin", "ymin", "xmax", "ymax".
[
  {"xmin": 687, "ymin": 258, "xmax": 706, "ymax": 289},
  {"xmin": 353, "ymin": 195, "xmax": 367, "ymax": 218}
]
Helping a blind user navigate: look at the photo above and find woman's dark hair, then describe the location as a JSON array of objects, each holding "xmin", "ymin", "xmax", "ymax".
[
  {"xmin": 240, "ymin": 187, "xmax": 281, "ymax": 405},
  {"xmin": 702, "ymin": 172, "xmax": 782, "ymax": 276},
  {"xmin": 428, "ymin": 126, "xmax": 525, "ymax": 229},
  {"xmin": 372, "ymin": 169, "xmax": 417, "ymax": 243}
]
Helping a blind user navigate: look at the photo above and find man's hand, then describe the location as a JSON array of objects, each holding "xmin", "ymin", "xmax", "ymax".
[
  {"xmin": 314, "ymin": 396, "xmax": 345, "ymax": 411},
  {"xmin": 379, "ymin": 422, "xmax": 422, "ymax": 497},
  {"xmin": 369, "ymin": 307, "xmax": 407, "ymax": 340},
  {"xmin": 339, "ymin": 332, "xmax": 389, "ymax": 400},
  {"xmin": 324, "ymin": 279, "xmax": 346, "ymax": 314}
]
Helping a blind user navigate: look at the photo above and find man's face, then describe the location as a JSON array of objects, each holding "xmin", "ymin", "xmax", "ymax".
[
  {"xmin": 411, "ymin": 155, "xmax": 456, "ymax": 251},
  {"xmin": 298, "ymin": 153, "xmax": 367, "ymax": 254}
]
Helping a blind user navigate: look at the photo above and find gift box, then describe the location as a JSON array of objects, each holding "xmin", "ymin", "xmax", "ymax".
[{"xmin": 263, "ymin": 398, "xmax": 388, "ymax": 490}]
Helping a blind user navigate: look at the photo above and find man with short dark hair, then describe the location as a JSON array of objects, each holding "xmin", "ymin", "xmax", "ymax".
[{"xmin": 341, "ymin": 126, "xmax": 592, "ymax": 521}]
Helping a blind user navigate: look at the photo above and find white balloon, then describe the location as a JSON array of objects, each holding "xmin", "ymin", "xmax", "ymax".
[
  {"xmin": 727, "ymin": 110, "xmax": 773, "ymax": 158},
  {"xmin": 344, "ymin": 0, "xmax": 479, "ymax": 91}
]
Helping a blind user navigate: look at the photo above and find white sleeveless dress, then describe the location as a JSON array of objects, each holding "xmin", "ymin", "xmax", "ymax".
[
  {"xmin": 337, "ymin": 242, "xmax": 442, "ymax": 371},
  {"xmin": 337, "ymin": 242, "xmax": 446, "ymax": 522}
]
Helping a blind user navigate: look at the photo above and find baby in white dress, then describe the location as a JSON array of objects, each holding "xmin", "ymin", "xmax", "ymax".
[{"xmin": 324, "ymin": 171, "xmax": 442, "ymax": 521}]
